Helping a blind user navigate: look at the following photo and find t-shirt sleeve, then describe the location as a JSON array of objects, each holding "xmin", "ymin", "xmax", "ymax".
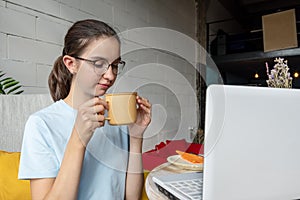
[{"xmin": 18, "ymin": 114, "xmax": 59, "ymax": 179}]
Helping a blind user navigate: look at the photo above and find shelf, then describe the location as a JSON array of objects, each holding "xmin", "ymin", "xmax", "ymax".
[
  {"xmin": 212, "ymin": 47, "xmax": 300, "ymax": 65},
  {"xmin": 210, "ymin": 47, "xmax": 300, "ymax": 88}
]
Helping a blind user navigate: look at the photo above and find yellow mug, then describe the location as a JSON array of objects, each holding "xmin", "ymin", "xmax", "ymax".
[{"xmin": 104, "ymin": 92, "xmax": 137, "ymax": 125}]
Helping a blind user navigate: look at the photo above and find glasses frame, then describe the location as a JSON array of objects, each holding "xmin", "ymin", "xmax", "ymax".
[{"xmin": 73, "ymin": 56, "xmax": 125, "ymax": 75}]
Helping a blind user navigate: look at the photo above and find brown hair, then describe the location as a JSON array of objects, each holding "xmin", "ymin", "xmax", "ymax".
[{"xmin": 48, "ymin": 19, "xmax": 120, "ymax": 101}]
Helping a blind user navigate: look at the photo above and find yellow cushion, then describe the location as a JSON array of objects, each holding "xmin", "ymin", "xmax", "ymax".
[
  {"xmin": 142, "ymin": 170, "xmax": 150, "ymax": 200},
  {"xmin": 0, "ymin": 151, "xmax": 31, "ymax": 200}
]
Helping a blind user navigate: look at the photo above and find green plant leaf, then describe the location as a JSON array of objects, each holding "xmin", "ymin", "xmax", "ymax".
[
  {"xmin": 3, "ymin": 80, "xmax": 19, "ymax": 90},
  {"xmin": 13, "ymin": 90, "xmax": 24, "ymax": 95},
  {"xmin": 2, "ymin": 78, "xmax": 14, "ymax": 85},
  {"xmin": 7, "ymin": 85, "xmax": 22, "ymax": 94},
  {"xmin": 0, "ymin": 77, "xmax": 13, "ymax": 83},
  {"xmin": 0, "ymin": 70, "xmax": 24, "ymax": 95},
  {"xmin": 0, "ymin": 73, "xmax": 5, "ymax": 79},
  {"xmin": 0, "ymin": 87, "xmax": 5, "ymax": 94}
]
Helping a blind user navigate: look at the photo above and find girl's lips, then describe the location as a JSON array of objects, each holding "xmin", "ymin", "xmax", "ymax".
[{"xmin": 98, "ymin": 83, "xmax": 110, "ymax": 89}]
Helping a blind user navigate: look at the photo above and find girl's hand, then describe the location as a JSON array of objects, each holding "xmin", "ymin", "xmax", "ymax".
[
  {"xmin": 128, "ymin": 95, "xmax": 151, "ymax": 139},
  {"xmin": 74, "ymin": 97, "xmax": 108, "ymax": 146}
]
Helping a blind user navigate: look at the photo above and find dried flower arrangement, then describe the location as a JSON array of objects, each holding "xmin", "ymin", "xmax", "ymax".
[{"xmin": 265, "ymin": 58, "xmax": 293, "ymax": 88}]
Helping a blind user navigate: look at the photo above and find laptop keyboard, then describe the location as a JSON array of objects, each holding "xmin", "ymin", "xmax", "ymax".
[{"xmin": 166, "ymin": 178, "xmax": 203, "ymax": 200}]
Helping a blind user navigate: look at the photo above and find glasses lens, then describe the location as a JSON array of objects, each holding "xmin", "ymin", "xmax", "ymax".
[
  {"xmin": 94, "ymin": 59, "xmax": 108, "ymax": 75},
  {"xmin": 115, "ymin": 61, "xmax": 125, "ymax": 74},
  {"xmin": 92, "ymin": 59, "xmax": 125, "ymax": 75}
]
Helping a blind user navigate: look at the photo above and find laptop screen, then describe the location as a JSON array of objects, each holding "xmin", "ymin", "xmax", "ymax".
[{"xmin": 203, "ymin": 85, "xmax": 300, "ymax": 200}]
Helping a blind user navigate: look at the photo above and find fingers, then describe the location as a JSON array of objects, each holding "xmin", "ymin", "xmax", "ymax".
[
  {"xmin": 137, "ymin": 96, "xmax": 151, "ymax": 112},
  {"xmin": 92, "ymin": 98, "xmax": 107, "ymax": 125},
  {"xmin": 83, "ymin": 97, "xmax": 108, "ymax": 114},
  {"xmin": 91, "ymin": 97, "xmax": 109, "ymax": 110},
  {"xmin": 94, "ymin": 104, "xmax": 106, "ymax": 115},
  {"xmin": 75, "ymin": 97, "xmax": 109, "ymax": 146},
  {"xmin": 94, "ymin": 113, "xmax": 105, "ymax": 126},
  {"xmin": 78, "ymin": 97, "xmax": 108, "ymax": 126}
]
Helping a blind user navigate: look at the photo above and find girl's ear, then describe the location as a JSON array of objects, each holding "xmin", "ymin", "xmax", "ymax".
[{"xmin": 63, "ymin": 55, "xmax": 78, "ymax": 74}]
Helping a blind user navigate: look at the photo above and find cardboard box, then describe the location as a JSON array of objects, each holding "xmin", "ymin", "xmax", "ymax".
[{"xmin": 262, "ymin": 9, "xmax": 298, "ymax": 52}]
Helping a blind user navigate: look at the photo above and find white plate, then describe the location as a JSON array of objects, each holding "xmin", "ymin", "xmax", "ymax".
[{"xmin": 167, "ymin": 155, "xmax": 203, "ymax": 171}]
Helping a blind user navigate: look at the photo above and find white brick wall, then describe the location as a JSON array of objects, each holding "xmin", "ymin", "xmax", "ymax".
[
  {"xmin": 80, "ymin": 0, "xmax": 113, "ymax": 23},
  {"xmin": 0, "ymin": 33, "xmax": 7, "ymax": 58},
  {"xmin": 36, "ymin": 17, "xmax": 67, "ymax": 45},
  {"xmin": 8, "ymin": 35, "xmax": 61, "ymax": 64},
  {"xmin": 0, "ymin": 0, "xmax": 5, "ymax": 7},
  {"xmin": 10, "ymin": 0, "xmax": 60, "ymax": 17},
  {"xmin": 36, "ymin": 63, "xmax": 52, "ymax": 88},
  {"xmin": 0, "ymin": 0, "xmax": 197, "ymax": 151},
  {"xmin": 0, "ymin": 59, "xmax": 36, "ymax": 86},
  {"xmin": 59, "ymin": 4, "xmax": 94, "ymax": 22},
  {"xmin": 60, "ymin": 0, "xmax": 81, "ymax": 9},
  {"xmin": 0, "ymin": 6, "xmax": 35, "ymax": 38}
]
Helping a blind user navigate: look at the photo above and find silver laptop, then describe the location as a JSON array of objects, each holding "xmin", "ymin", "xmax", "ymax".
[
  {"xmin": 153, "ymin": 85, "xmax": 300, "ymax": 200},
  {"xmin": 153, "ymin": 172, "xmax": 203, "ymax": 200}
]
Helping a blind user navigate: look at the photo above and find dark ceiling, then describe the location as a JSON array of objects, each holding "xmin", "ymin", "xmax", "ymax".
[{"xmin": 212, "ymin": 0, "xmax": 300, "ymax": 87}]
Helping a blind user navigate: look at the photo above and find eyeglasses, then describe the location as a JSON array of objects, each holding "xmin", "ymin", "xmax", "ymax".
[{"xmin": 73, "ymin": 56, "xmax": 125, "ymax": 75}]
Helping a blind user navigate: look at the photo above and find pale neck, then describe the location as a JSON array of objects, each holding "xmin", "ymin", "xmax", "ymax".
[{"xmin": 64, "ymin": 82, "xmax": 90, "ymax": 109}]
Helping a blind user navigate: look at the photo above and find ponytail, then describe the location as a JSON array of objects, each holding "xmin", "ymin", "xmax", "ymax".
[{"xmin": 48, "ymin": 56, "xmax": 72, "ymax": 101}]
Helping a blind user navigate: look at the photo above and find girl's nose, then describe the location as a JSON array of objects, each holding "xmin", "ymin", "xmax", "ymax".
[{"xmin": 102, "ymin": 65, "xmax": 116, "ymax": 80}]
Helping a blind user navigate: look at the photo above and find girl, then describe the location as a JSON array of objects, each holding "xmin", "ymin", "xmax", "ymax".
[{"xmin": 18, "ymin": 19, "xmax": 151, "ymax": 200}]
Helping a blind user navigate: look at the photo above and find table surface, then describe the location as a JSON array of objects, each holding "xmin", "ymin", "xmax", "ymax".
[{"xmin": 145, "ymin": 162, "xmax": 202, "ymax": 200}]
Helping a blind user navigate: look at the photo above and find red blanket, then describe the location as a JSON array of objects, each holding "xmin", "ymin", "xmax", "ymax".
[{"xmin": 142, "ymin": 139, "xmax": 204, "ymax": 170}]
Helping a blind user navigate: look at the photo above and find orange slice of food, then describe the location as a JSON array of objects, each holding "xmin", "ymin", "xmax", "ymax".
[{"xmin": 176, "ymin": 150, "xmax": 204, "ymax": 164}]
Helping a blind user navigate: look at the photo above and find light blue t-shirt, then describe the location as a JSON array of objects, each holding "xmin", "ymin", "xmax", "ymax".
[{"xmin": 18, "ymin": 100, "xmax": 129, "ymax": 199}]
